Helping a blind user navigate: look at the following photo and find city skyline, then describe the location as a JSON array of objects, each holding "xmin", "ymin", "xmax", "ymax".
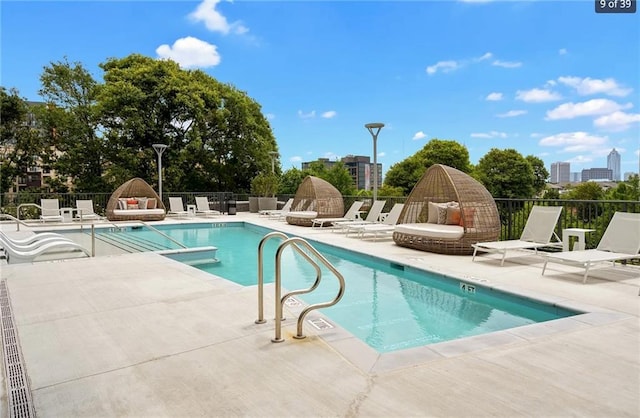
[{"xmin": 2, "ymin": 1, "xmax": 639, "ymax": 175}]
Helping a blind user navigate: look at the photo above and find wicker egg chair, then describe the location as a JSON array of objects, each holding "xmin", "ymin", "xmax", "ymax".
[
  {"xmin": 392, "ymin": 164, "xmax": 500, "ymax": 255},
  {"xmin": 286, "ymin": 176, "xmax": 344, "ymax": 227},
  {"xmin": 106, "ymin": 177, "xmax": 166, "ymax": 221}
]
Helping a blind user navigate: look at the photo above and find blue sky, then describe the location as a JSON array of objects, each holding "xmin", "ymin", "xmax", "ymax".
[{"xmin": 2, "ymin": 0, "xmax": 639, "ymax": 178}]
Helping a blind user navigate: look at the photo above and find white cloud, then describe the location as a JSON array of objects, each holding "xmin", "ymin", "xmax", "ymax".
[
  {"xmin": 516, "ymin": 88, "xmax": 562, "ymax": 103},
  {"xmin": 538, "ymin": 131, "xmax": 608, "ymax": 153},
  {"xmin": 476, "ymin": 52, "xmax": 493, "ymax": 61},
  {"xmin": 486, "ymin": 92, "xmax": 503, "ymax": 101},
  {"xmin": 559, "ymin": 48, "xmax": 567, "ymax": 55},
  {"xmin": 545, "ymin": 99, "xmax": 633, "ymax": 120},
  {"xmin": 189, "ymin": 0, "xmax": 248, "ymax": 35},
  {"xmin": 290, "ymin": 156, "xmax": 302, "ymax": 163},
  {"xmin": 378, "ymin": 152, "xmax": 386, "ymax": 157},
  {"xmin": 593, "ymin": 111, "xmax": 640, "ymax": 131},
  {"xmin": 566, "ymin": 155, "xmax": 593, "ymax": 164},
  {"xmin": 470, "ymin": 131, "xmax": 507, "ymax": 138},
  {"xmin": 156, "ymin": 37, "xmax": 221, "ymax": 68},
  {"xmin": 321, "ymin": 110, "xmax": 337, "ymax": 119},
  {"xmin": 297, "ymin": 110, "xmax": 316, "ymax": 119},
  {"xmin": 497, "ymin": 110, "xmax": 527, "ymax": 118},
  {"xmin": 557, "ymin": 76, "xmax": 632, "ymax": 97},
  {"xmin": 412, "ymin": 131, "xmax": 427, "ymax": 140},
  {"xmin": 265, "ymin": 113, "xmax": 275, "ymax": 120},
  {"xmin": 530, "ymin": 133, "xmax": 543, "ymax": 138},
  {"xmin": 492, "ymin": 60, "xmax": 522, "ymax": 68},
  {"xmin": 426, "ymin": 60, "xmax": 460, "ymax": 75}
]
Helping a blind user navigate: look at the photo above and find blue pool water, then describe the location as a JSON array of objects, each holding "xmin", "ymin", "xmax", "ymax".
[{"xmin": 99, "ymin": 223, "xmax": 579, "ymax": 353}]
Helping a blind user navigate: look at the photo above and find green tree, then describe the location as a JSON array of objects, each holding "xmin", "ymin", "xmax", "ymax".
[
  {"xmin": 525, "ymin": 155, "xmax": 549, "ymax": 196},
  {"xmin": 0, "ymin": 88, "xmax": 47, "ymax": 193},
  {"xmin": 302, "ymin": 161, "xmax": 355, "ymax": 195},
  {"xmin": 566, "ymin": 182, "xmax": 604, "ymax": 200},
  {"xmin": 279, "ymin": 167, "xmax": 305, "ymax": 195},
  {"xmin": 383, "ymin": 157, "xmax": 425, "ymax": 196},
  {"xmin": 606, "ymin": 175, "xmax": 639, "ymax": 201},
  {"xmin": 420, "ymin": 139, "xmax": 471, "ymax": 173},
  {"xmin": 566, "ymin": 181, "xmax": 605, "ymax": 221},
  {"xmin": 384, "ymin": 139, "xmax": 471, "ymax": 195},
  {"xmin": 542, "ymin": 187, "xmax": 560, "ymax": 199},
  {"xmin": 97, "ymin": 54, "xmax": 276, "ymax": 192},
  {"xmin": 38, "ymin": 57, "xmax": 108, "ymax": 192},
  {"xmin": 475, "ymin": 148, "xmax": 535, "ymax": 198}
]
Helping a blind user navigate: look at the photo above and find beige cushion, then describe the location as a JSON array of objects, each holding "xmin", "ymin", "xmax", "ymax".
[
  {"xmin": 427, "ymin": 202, "xmax": 445, "ymax": 223},
  {"xmin": 113, "ymin": 209, "xmax": 165, "ymax": 216},
  {"xmin": 394, "ymin": 223, "xmax": 465, "ymax": 239},
  {"xmin": 286, "ymin": 211, "xmax": 318, "ymax": 219}
]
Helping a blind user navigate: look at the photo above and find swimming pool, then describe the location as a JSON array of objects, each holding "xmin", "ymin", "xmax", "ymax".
[{"xmin": 97, "ymin": 222, "xmax": 579, "ymax": 353}]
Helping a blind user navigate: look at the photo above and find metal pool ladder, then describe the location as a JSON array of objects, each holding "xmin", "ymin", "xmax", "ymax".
[{"xmin": 256, "ymin": 232, "xmax": 345, "ymax": 342}]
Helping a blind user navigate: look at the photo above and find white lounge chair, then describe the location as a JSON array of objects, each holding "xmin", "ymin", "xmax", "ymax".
[
  {"xmin": 311, "ymin": 201, "xmax": 364, "ymax": 227},
  {"xmin": 195, "ymin": 196, "xmax": 221, "ymax": 217},
  {"xmin": 346, "ymin": 203, "xmax": 405, "ymax": 240},
  {"xmin": 40, "ymin": 199, "xmax": 64, "ymax": 223},
  {"xmin": 168, "ymin": 197, "xmax": 189, "ymax": 217},
  {"xmin": 0, "ymin": 231, "xmax": 68, "ymax": 246},
  {"xmin": 332, "ymin": 200, "xmax": 387, "ymax": 232},
  {"xmin": 0, "ymin": 233, "xmax": 89, "ymax": 264},
  {"xmin": 541, "ymin": 212, "xmax": 640, "ymax": 283},
  {"xmin": 75, "ymin": 200, "xmax": 102, "ymax": 221},
  {"xmin": 472, "ymin": 206, "xmax": 563, "ymax": 266},
  {"xmin": 260, "ymin": 198, "xmax": 293, "ymax": 219}
]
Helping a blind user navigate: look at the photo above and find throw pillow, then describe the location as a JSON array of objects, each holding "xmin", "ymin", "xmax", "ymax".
[
  {"xmin": 459, "ymin": 207, "xmax": 476, "ymax": 228},
  {"xmin": 436, "ymin": 205, "xmax": 448, "ymax": 224},
  {"xmin": 147, "ymin": 198, "xmax": 157, "ymax": 209},
  {"xmin": 446, "ymin": 207, "xmax": 461, "ymax": 225},
  {"xmin": 137, "ymin": 197, "xmax": 148, "ymax": 209},
  {"xmin": 427, "ymin": 202, "xmax": 440, "ymax": 223},
  {"xmin": 428, "ymin": 202, "xmax": 449, "ymax": 223}
]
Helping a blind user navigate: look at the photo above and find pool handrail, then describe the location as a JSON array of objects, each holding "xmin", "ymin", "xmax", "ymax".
[
  {"xmin": 256, "ymin": 232, "xmax": 289, "ymax": 324},
  {"xmin": 256, "ymin": 232, "xmax": 323, "ymax": 325},
  {"xmin": 0, "ymin": 213, "xmax": 33, "ymax": 231},
  {"xmin": 273, "ymin": 237, "xmax": 346, "ymax": 342}
]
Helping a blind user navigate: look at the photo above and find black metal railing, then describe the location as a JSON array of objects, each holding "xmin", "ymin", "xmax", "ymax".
[{"xmin": 2, "ymin": 192, "xmax": 638, "ymax": 250}]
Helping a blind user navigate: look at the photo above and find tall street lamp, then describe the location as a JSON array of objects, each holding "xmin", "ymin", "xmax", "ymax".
[
  {"xmin": 365, "ymin": 123, "xmax": 384, "ymax": 202},
  {"xmin": 268, "ymin": 151, "xmax": 279, "ymax": 174},
  {"xmin": 152, "ymin": 144, "xmax": 168, "ymax": 202}
]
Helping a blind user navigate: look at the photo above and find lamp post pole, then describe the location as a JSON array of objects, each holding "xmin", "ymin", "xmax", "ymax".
[
  {"xmin": 152, "ymin": 144, "xmax": 168, "ymax": 202},
  {"xmin": 268, "ymin": 151, "xmax": 279, "ymax": 174},
  {"xmin": 365, "ymin": 123, "xmax": 384, "ymax": 202}
]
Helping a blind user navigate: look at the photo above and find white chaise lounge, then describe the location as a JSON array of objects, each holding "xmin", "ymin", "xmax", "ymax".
[
  {"xmin": 541, "ymin": 211, "xmax": 640, "ymax": 283},
  {"xmin": 472, "ymin": 206, "xmax": 563, "ymax": 266}
]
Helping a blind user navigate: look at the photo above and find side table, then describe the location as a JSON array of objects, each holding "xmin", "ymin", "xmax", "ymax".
[{"xmin": 562, "ymin": 228, "xmax": 595, "ymax": 251}]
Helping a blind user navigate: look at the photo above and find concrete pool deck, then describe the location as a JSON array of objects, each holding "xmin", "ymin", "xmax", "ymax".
[{"xmin": 1, "ymin": 213, "xmax": 639, "ymax": 417}]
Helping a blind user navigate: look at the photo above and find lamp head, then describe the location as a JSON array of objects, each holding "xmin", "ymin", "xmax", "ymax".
[
  {"xmin": 152, "ymin": 144, "xmax": 168, "ymax": 155},
  {"xmin": 365, "ymin": 122, "xmax": 385, "ymax": 137}
]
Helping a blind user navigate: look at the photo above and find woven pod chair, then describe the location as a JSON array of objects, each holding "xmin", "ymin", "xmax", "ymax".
[
  {"xmin": 106, "ymin": 178, "xmax": 166, "ymax": 221},
  {"xmin": 286, "ymin": 176, "xmax": 344, "ymax": 227},
  {"xmin": 392, "ymin": 164, "xmax": 500, "ymax": 255}
]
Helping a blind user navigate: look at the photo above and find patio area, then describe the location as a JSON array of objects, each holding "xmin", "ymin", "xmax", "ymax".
[{"xmin": 1, "ymin": 212, "xmax": 639, "ymax": 417}]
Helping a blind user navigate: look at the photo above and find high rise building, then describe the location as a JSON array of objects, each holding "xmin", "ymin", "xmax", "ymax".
[
  {"xmin": 581, "ymin": 168, "xmax": 613, "ymax": 182},
  {"xmin": 607, "ymin": 148, "xmax": 621, "ymax": 181},
  {"xmin": 550, "ymin": 162, "xmax": 570, "ymax": 183},
  {"xmin": 301, "ymin": 155, "xmax": 382, "ymax": 190}
]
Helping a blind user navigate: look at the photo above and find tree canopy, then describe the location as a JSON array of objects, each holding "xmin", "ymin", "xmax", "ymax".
[
  {"xmin": 1, "ymin": 54, "xmax": 277, "ymax": 194},
  {"xmin": 474, "ymin": 148, "xmax": 536, "ymax": 198},
  {"xmin": 384, "ymin": 138, "xmax": 471, "ymax": 195}
]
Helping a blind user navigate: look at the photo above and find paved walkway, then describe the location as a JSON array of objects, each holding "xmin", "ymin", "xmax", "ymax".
[{"xmin": 1, "ymin": 213, "xmax": 638, "ymax": 417}]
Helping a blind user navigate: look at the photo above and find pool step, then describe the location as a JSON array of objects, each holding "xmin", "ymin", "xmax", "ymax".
[{"xmin": 94, "ymin": 231, "xmax": 174, "ymax": 253}]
